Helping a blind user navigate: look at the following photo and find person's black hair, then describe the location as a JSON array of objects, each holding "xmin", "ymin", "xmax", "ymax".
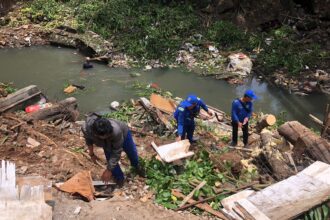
[{"xmin": 92, "ymin": 118, "xmax": 113, "ymax": 136}]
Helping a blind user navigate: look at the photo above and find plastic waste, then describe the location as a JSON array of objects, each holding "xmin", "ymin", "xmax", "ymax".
[{"xmin": 25, "ymin": 103, "xmax": 52, "ymax": 113}]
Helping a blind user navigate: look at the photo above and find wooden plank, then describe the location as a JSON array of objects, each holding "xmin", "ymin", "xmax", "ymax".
[
  {"xmin": 172, "ymin": 190, "xmax": 228, "ymax": 220},
  {"xmin": 300, "ymin": 161, "xmax": 330, "ymax": 185},
  {"xmin": 235, "ymin": 199, "xmax": 271, "ymax": 220},
  {"xmin": 221, "ymin": 208, "xmax": 243, "ymax": 220},
  {"xmin": 155, "ymin": 108, "xmax": 173, "ymax": 130},
  {"xmin": 150, "ymin": 93, "xmax": 176, "ymax": 114},
  {"xmin": 309, "ymin": 114, "xmax": 324, "ymax": 126},
  {"xmin": 221, "ymin": 189, "xmax": 255, "ymax": 215},
  {"xmin": 0, "ymin": 85, "xmax": 41, "ymax": 113},
  {"xmin": 178, "ymin": 180, "xmax": 207, "ymax": 207},
  {"xmin": 247, "ymin": 170, "xmax": 330, "ymax": 219}
]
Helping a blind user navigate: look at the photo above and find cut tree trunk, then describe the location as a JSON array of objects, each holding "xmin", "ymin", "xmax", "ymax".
[
  {"xmin": 25, "ymin": 97, "xmax": 79, "ymax": 122},
  {"xmin": 278, "ymin": 121, "xmax": 330, "ymax": 163},
  {"xmin": 255, "ymin": 114, "xmax": 276, "ymax": 133},
  {"xmin": 259, "ymin": 129, "xmax": 294, "ymax": 180},
  {"xmin": 0, "ymin": 85, "xmax": 42, "ymax": 113},
  {"xmin": 247, "ymin": 133, "xmax": 261, "ymax": 148}
]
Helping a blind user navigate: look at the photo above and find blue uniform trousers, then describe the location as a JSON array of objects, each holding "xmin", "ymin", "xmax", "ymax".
[
  {"xmin": 103, "ymin": 130, "xmax": 139, "ymax": 181},
  {"xmin": 180, "ymin": 123, "xmax": 195, "ymax": 143}
]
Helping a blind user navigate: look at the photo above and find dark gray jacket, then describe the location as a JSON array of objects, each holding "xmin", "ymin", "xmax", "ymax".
[{"xmin": 82, "ymin": 114, "xmax": 129, "ymax": 171}]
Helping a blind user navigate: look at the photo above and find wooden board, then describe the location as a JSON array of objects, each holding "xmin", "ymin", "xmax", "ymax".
[
  {"xmin": 0, "ymin": 85, "xmax": 41, "ymax": 113},
  {"xmin": 235, "ymin": 199, "xmax": 271, "ymax": 220},
  {"xmin": 221, "ymin": 190, "xmax": 256, "ymax": 220},
  {"xmin": 245, "ymin": 162, "xmax": 330, "ymax": 220},
  {"xmin": 300, "ymin": 161, "xmax": 330, "ymax": 185},
  {"xmin": 150, "ymin": 93, "xmax": 176, "ymax": 114},
  {"xmin": 221, "ymin": 189, "xmax": 255, "ymax": 213}
]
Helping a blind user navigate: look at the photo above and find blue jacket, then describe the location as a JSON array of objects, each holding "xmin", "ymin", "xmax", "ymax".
[
  {"xmin": 174, "ymin": 98, "xmax": 208, "ymax": 136},
  {"xmin": 231, "ymin": 99, "xmax": 253, "ymax": 123}
]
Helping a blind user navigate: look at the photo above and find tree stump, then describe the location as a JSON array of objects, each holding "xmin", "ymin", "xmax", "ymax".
[{"xmin": 255, "ymin": 114, "xmax": 276, "ymax": 133}]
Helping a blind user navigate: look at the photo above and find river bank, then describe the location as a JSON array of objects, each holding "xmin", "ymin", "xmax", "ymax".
[{"xmin": 0, "ymin": 1, "xmax": 329, "ymax": 96}]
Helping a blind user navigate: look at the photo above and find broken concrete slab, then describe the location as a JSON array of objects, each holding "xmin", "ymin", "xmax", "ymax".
[{"xmin": 0, "ymin": 160, "xmax": 52, "ymax": 220}]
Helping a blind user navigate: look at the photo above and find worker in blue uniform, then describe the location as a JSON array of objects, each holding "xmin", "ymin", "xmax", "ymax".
[
  {"xmin": 231, "ymin": 90, "xmax": 258, "ymax": 147},
  {"xmin": 174, "ymin": 94, "xmax": 213, "ymax": 143}
]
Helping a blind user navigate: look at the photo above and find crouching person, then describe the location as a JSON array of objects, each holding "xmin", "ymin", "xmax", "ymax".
[{"xmin": 82, "ymin": 113, "xmax": 145, "ymax": 187}]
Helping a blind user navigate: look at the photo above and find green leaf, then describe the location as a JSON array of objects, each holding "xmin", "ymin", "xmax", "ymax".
[
  {"xmin": 162, "ymin": 191, "xmax": 171, "ymax": 198},
  {"xmin": 162, "ymin": 202, "xmax": 177, "ymax": 209},
  {"xmin": 193, "ymin": 189, "xmax": 200, "ymax": 199},
  {"xmin": 322, "ymin": 204, "xmax": 329, "ymax": 219},
  {"xmin": 316, "ymin": 207, "xmax": 321, "ymax": 220},
  {"xmin": 309, "ymin": 209, "xmax": 314, "ymax": 220}
]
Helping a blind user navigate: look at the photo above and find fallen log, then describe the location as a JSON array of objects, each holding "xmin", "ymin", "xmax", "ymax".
[
  {"xmin": 260, "ymin": 129, "xmax": 294, "ymax": 180},
  {"xmin": 278, "ymin": 121, "xmax": 330, "ymax": 163},
  {"xmin": 25, "ymin": 97, "xmax": 79, "ymax": 122},
  {"xmin": 0, "ymin": 85, "xmax": 42, "ymax": 113},
  {"xmin": 255, "ymin": 114, "xmax": 276, "ymax": 133}
]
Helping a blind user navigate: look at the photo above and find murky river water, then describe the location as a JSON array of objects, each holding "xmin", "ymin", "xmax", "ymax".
[{"xmin": 0, "ymin": 46, "xmax": 328, "ymax": 128}]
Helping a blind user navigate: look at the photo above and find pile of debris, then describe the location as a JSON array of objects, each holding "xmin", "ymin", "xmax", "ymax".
[
  {"xmin": 1, "ymin": 84, "xmax": 330, "ymax": 220},
  {"xmin": 0, "ymin": 24, "xmax": 46, "ymax": 48}
]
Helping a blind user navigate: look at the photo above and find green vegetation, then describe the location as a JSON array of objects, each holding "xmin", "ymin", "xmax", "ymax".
[
  {"xmin": 70, "ymin": 0, "xmax": 199, "ymax": 62},
  {"xmin": 258, "ymin": 25, "xmax": 320, "ymax": 75},
  {"xmin": 144, "ymin": 150, "xmax": 257, "ymax": 210},
  {"xmin": 144, "ymin": 151, "xmax": 229, "ymax": 209},
  {"xmin": 104, "ymin": 102, "xmax": 135, "ymax": 123},
  {"xmin": 130, "ymin": 82, "xmax": 173, "ymax": 98},
  {"xmin": 298, "ymin": 203, "xmax": 330, "ymax": 220},
  {"xmin": 0, "ymin": 82, "xmax": 16, "ymax": 94},
  {"xmin": 207, "ymin": 20, "xmax": 258, "ymax": 51},
  {"xmin": 17, "ymin": 0, "xmax": 325, "ymax": 75}
]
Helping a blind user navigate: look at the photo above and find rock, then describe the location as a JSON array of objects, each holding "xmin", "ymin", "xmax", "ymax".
[
  {"xmin": 20, "ymin": 166, "xmax": 28, "ymax": 174},
  {"xmin": 216, "ymin": 0, "xmax": 234, "ymax": 14},
  {"xmin": 208, "ymin": 45, "xmax": 218, "ymax": 53},
  {"xmin": 309, "ymin": 81, "xmax": 318, "ymax": 87},
  {"xmin": 129, "ymin": 72, "xmax": 141, "ymax": 77},
  {"xmin": 110, "ymin": 101, "xmax": 120, "ymax": 110},
  {"xmin": 26, "ymin": 137, "xmax": 40, "ymax": 148},
  {"xmin": 49, "ymin": 29, "xmax": 112, "ymax": 56},
  {"xmin": 144, "ymin": 65, "xmax": 152, "ymax": 70},
  {"xmin": 73, "ymin": 206, "xmax": 81, "ymax": 215}
]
